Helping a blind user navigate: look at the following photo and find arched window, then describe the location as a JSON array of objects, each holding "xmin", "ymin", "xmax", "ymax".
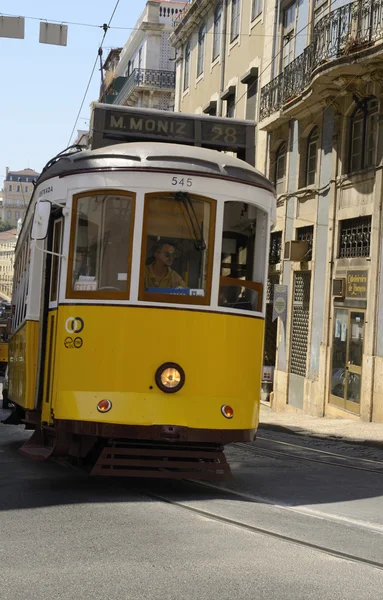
[
  {"xmin": 306, "ymin": 126, "xmax": 319, "ymax": 186},
  {"xmin": 197, "ymin": 24, "xmax": 206, "ymax": 77},
  {"xmin": 183, "ymin": 42, "xmax": 191, "ymax": 91},
  {"xmin": 213, "ymin": 3, "xmax": 222, "ymax": 61},
  {"xmin": 350, "ymin": 97, "xmax": 379, "ymax": 172},
  {"xmin": 275, "ymin": 142, "xmax": 287, "ymax": 195}
]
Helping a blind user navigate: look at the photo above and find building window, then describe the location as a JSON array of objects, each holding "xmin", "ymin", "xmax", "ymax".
[
  {"xmin": 269, "ymin": 231, "xmax": 282, "ymax": 265},
  {"xmin": 15, "ymin": 211, "xmax": 20, "ymax": 221},
  {"xmin": 282, "ymin": 2, "xmax": 297, "ymax": 69},
  {"xmin": 245, "ymin": 74, "xmax": 258, "ymax": 120},
  {"xmin": 306, "ymin": 126, "xmax": 319, "ymax": 186},
  {"xmin": 231, "ymin": 0, "xmax": 241, "ymax": 42},
  {"xmin": 7, "ymin": 211, "xmax": 11, "ymax": 221},
  {"xmin": 350, "ymin": 97, "xmax": 379, "ymax": 173},
  {"xmin": 275, "ymin": 141, "xmax": 287, "ymax": 194},
  {"xmin": 213, "ymin": 3, "xmax": 222, "ymax": 61},
  {"xmin": 197, "ymin": 24, "xmax": 206, "ymax": 77},
  {"xmin": 296, "ymin": 225, "xmax": 314, "ymax": 262},
  {"xmin": 138, "ymin": 48, "xmax": 143, "ymax": 71},
  {"xmin": 313, "ymin": 0, "xmax": 329, "ymax": 26},
  {"xmin": 339, "ymin": 216, "xmax": 371, "ymax": 258},
  {"xmin": 226, "ymin": 91, "xmax": 236, "ymax": 118},
  {"xmin": 251, "ymin": 0, "xmax": 263, "ymax": 21},
  {"xmin": 24, "ymin": 185, "xmax": 28, "ymax": 193},
  {"xmin": 17, "ymin": 185, "xmax": 20, "ymax": 192},
  {"xmin": 8, "ymin": 185, "xmax": 12, "ymax": 192},
  {"xmin": 184, "ymin": 42, "xmax": 191, "ymax": 90}
]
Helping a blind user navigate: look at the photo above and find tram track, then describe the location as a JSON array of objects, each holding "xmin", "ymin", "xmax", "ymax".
[
  {"xmin": 139, "ymin": 488, "xmax": 383, "ymax": 573},
  {"xmin": 232, "ymin": 439, "xmax": 383, "ymax": 474},
  {"xmin": 57, "ymin": 450, "xmax": 383, "ymax": 573}
]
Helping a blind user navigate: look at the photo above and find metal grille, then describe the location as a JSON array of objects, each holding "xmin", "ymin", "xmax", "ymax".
[
  {"xmin": 296, "ymin": 225, "xmax": 314, "ymax": 261},
  {"xmin": 290, "ymin": 271, "xmax": 311, "ymax": 377},
  {"xmin": 269, "ymin": 231, "xmax": 282, "ymax": 265},
  {"xmin": 339, "ymin": 216, "xmax": 371, "ymax": 258}
]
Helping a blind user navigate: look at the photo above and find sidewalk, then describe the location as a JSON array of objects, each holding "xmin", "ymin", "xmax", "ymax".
[{"xmin": 259, "ymin": 404, "xmax": 383, "ymax": 448}]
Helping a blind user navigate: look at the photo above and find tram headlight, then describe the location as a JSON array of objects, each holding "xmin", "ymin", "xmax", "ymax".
[{"xmin": 155, "ymin": 363, "xmax": 185, "ymax": 394}]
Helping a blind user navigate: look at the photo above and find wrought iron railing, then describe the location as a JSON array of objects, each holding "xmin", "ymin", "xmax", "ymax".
[
  {"xmin": 260, "ymin": 0, "xmax": 383, "ymax": 120},
  {"xmin": 114, "ymin": 69, "xmax": 176, "ymax": 105},
  {"xmin": 173, "ymin": 0, "xmax": 195, "ymax": 28}
]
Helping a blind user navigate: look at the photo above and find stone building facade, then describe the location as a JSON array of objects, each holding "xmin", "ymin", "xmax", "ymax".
[
  {"xmin": 101, "ymin": 0, "xmax": 185, "ymax": 110},
  {"xmin": 172, "ymin": 0, "xmax": 383, "ymax": 422},
  {"xmin": 2, "ymin": 168, "xmax": 39, "ymax": 227}
]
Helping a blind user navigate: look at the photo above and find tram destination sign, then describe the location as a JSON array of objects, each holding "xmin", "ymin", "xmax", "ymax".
[{"xmin": 90, "ymin": 104, "xmax": 255, "ymax": 163}]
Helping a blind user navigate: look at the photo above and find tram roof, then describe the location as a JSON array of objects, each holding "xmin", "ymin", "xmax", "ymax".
[{"xmin": 37, "ymin": 141, "xmax": 274, "ymax": 193}]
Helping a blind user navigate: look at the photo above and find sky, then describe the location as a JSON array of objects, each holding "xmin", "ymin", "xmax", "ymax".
[{"xmin": 0, "ymin": 0, "xmax": 145, "ymax": 181}]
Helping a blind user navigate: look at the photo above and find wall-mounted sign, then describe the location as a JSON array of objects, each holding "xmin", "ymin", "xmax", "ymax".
[
  {"xmin": 272, "ymin": 284, "xmax": 288, "ymax": 323},
  {"xmin": 346, "ymin": 270, "xmax": 368, "ymax": 300}
]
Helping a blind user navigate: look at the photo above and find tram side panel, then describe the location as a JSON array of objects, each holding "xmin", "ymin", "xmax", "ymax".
[{"xmin": 8, "ymin": 321, "xmax": 39, "ymax": 410}]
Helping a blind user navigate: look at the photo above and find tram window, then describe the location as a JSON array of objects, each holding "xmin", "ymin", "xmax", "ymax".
[
  {"xmin": 69, "ymin": 192, "xmax": 134, "ymax": 298},
  {"xmin": 140, "ymin": 193, "xmax": 215, "ymax": 305},
  {"xmin": 218, "ymin": 202, "xmax": 266, "ymax": 313},
  {"xmin": 50, "ymin": 219, "xmax": 62, "ymax": 303}
]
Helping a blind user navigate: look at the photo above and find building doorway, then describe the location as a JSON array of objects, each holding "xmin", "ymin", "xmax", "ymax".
[{"xmin": 330, "ymin": 308, "xmax": 365, "ymax": 414}]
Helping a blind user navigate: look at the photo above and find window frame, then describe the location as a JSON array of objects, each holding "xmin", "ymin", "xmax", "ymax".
[
  {"xmin": 306, "ymin": 126, "xmax": 319, "ymax": 186},
  {"xmin": 251, "ymin": 0, "xmax": 263, "ymax": 21},
  {"xmin": 197, "ymin": 24, "xmax": 206, "ymax": 77},
  {"xmin": 349, "ymin": 97, "xmax": 379, "ymax": 174},
  {"xmin": 66, "ymin": 189, "xmax": 136, "ymax": 301},
  {"xmin": 212, "ymin": 3, "xmax": 222, "ymax": 61},
  {"xmin": 183, "ymin": 41, "xmax": 191, "ymax": 90},
  {"xmin": 230, "ymin": 0, "xmax": 241, "ymax": 43},
  {"xmin": 275, "ymin": 141, "xmax": 287, "ymax": 194},
  {"xmin": 138, "ymin": 192, "xmax": 217, "ymax": 306}
]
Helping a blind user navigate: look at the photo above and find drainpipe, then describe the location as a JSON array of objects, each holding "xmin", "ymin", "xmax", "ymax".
[{"xmin": 217, "ymin": 0, "xmax": 228, "ymax": 117}]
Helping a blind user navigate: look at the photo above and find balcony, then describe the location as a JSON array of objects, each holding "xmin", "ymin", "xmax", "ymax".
[
  {"xmin": 112, "ymin": 69, "xmax": 175, "ymax": 106},
  {"xmin": 260, "ymin": 0, "xmax": 383, "ymax": 122}
]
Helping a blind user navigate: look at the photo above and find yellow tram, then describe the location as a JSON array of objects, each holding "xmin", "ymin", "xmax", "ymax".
[{"xmin": 5, "ymin": 105, "xmax": 275, "ymax": 478}]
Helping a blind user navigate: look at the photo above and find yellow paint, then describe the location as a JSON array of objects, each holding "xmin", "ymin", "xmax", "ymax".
[
  {"xmin": 0, "ymin": 342, "xmax": 8, "ymax": 363},
  {"xmin": 41, "ymin": 312, "xmax": 58, "ymax": 423},
  {"xmin": 46, "ymin": 306, "xmax": 264, "ymax": 431},
  {"xmin": 9, "ymin": 321, "xmax": 39, "ymax": 410}
]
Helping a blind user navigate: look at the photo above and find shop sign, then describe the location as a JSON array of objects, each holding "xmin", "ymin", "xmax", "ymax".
[{"xmin": 346, "ymin": 270, "xmax": 368, "ymax": 300}]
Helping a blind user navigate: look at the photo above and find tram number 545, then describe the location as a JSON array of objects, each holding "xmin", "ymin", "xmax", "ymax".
[{"xmin": 171, "ymin": 177, "xmax": 193, "ymax": 187}]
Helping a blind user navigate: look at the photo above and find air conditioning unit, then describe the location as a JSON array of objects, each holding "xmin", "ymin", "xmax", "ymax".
[
  {"xmin": 332, "ymin": 278, "xmax": 345, "ymax": 298},
  {"xmin": 284, "ymin": 240, "xmax": 310, "ymax": 261}
]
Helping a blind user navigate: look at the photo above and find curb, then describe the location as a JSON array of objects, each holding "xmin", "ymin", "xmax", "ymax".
[{"xmin": 258, "ymin": 422, "xmax": 383, "ymax": 450}]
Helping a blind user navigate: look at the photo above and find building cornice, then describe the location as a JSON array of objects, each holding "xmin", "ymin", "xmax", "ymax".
[{"xmin": 170, "ymin": 0, "xmax": 211, "ymax": 47}]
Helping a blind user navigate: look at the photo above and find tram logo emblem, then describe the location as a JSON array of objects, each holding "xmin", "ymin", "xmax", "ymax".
[{"xmin": 65, "ymin": 317, "xmax": 84, "ymax": 334}]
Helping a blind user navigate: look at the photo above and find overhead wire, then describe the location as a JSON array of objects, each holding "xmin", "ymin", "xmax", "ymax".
[{"xmin": 66, "ymin": 0, "xmax": 121, "ymax": 147}]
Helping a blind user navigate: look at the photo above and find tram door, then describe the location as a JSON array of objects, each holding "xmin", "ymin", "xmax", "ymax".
[
  {"xmin": 330, "ymin": 308, "xmax": 365, "ymax": 414},
  {"xmin": 41, "ymin": 218, "xmax": 63, "ymax": 414}
]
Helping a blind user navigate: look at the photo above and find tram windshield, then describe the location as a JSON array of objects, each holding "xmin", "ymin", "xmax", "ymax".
[
  {"xmin": 140, "ymin": 193, "xmax": 215, "ymax": 304},
  {"xmin": 219, "ymin": 202, "xmax": 265, "ymax": 312},
  {"xmin": 69, "ymin": 192, "xmax": 134, "ymax": 297}
]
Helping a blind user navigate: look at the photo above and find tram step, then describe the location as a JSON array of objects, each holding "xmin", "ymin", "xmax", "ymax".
[{"xmin": 91, "ymin": 442, "xmax": 232, "ymax": 480}]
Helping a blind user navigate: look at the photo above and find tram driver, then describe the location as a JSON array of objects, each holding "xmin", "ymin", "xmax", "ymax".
[{"xmin": 144, "ymin": 241, "xmax": 187, "ymax": 290}]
